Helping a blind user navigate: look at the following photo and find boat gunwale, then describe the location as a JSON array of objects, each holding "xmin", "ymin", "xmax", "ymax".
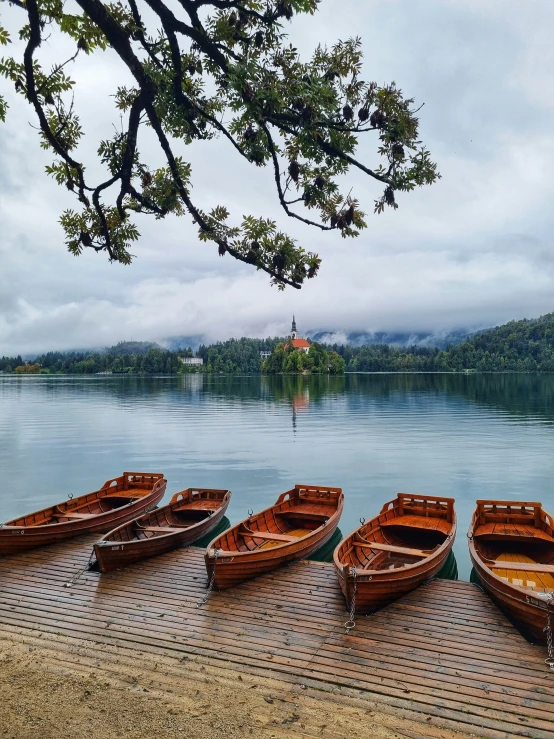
[
  {"xmin": 333, "ymin": 493, "xmax": 457, "ymax": 578},
  {"xmin": 1, "ymin": 472, "xmax": 167, "ymax": 532},
  {"xmin": 468, "ymin": 502, "xmax": 554, "ymax": 600},
  {"xmin": 206, "ymin": 484, "xmax": 343, "ymax": 559},
  {"xmin": 95, "ymin": 488, "xmax": 232, "ymax": 546}
]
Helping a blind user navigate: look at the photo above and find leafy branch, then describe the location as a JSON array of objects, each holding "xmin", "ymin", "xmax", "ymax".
[{"xmin": 0, "ymin": 0, "xmax": 439, "ymax": 288}]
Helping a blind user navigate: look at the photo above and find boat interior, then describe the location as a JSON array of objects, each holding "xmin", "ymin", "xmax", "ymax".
[
  {"xmin": 473, "ymin": 500, "xmax": 554, "ymax": 592},
  {"xmin": 339, "ymin": 494, "xmax": 455, "ymax": 571},
  {"xmin": 6, "ymin": 473, "xmax": 164, "ymax": 527},
  {"xmin": 214, "ymin": 486, "xmax": 341, "ymax": 553},
  {"xmin": 106, "ymin": 488, "xmax": 229, "ymax": 542}
]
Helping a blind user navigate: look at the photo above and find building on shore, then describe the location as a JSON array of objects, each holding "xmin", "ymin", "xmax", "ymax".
[{"xmin": 179, "ymin": 357, "xmax": 204, "ymax": 366}]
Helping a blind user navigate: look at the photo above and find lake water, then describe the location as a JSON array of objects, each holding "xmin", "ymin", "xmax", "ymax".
[{"xmin": 2, "ymin": 372, "xmax": 554, "ymax": 579}]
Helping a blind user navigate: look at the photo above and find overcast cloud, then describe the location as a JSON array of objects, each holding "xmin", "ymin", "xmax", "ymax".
[{"xmin": 1, "ymin": 0, "xmax": 554, "ymax": 355}]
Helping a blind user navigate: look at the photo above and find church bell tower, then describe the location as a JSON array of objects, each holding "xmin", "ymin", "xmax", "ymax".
[{"xmin": 290, "ymin": 315, "xmax": 298, "ymax": 340}]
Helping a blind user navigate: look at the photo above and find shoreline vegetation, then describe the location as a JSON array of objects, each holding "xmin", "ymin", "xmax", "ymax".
[{"xmin": 3, "ymin": 311, "xmax": 554, "ymax": 376}]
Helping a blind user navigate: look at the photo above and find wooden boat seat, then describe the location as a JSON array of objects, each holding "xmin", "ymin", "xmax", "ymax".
[
  {"xmin": 381, "ymin": 515, "xmax": 451, "ymax": 536},
  {"xmin": 286, "ymin": 503, "xmax": 336, "ymax": 517},
  {"xmin": 277, "ymin": 509, "xmax": 329, "ymax": 522},
  {"xmin": 104, "ymin": 488, "xmax": 150, "ymax": 500},
  {"xmin": 55, "ymin": 511, "xmax": 95, "ymax": 519},
  {"xmin": 474, "ymin": 523, "xmax": 554, "ymax": 542},
  {"xmin": 139, "ymin": 526, "xmax": 183, "ymax": 534},
  {"xmin": 353, "ymin": 540, "xmax": 430, "ymax": 558},
  {"xmin": 257, "ymin": 528, "xmax": 311, "ymax": 550},
  {"xmin": 182, "ymin": 500, "xmax": 222, "ymax": 510},
  {"xmin": 240, "ymin": 528, "xmax": 297, "ymax": 543},
  {"xmin": 490, "ymin": 553, "xmax": 554, "ymax": 591},
  {"xmin": 172, "ymin": 503, "xmax": 217, "ymax": 513}
]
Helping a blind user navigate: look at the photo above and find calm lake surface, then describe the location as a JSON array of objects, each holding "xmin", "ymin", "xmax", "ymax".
[{"xmin": 2, "ymin": 373, "xmax": 554, "ymax": 579}]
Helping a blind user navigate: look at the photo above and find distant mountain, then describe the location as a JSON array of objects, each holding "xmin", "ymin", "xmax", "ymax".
[
  {"xmin": 106, "ymin": 341, "xmax": 164, "ymax": 355},
  {"xmin": 306, "ymin": 329, "xmax": 476, "ymax": 349},
  {"xmin": 160, "ymin": 335, "xmax": 204, "ymax": 351},
  {"xmin": 441, "ymin": 311, "xmax": 554, "ymax": 371}
]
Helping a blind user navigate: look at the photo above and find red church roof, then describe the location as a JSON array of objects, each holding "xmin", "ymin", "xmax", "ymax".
[{"xmin": 287, "ymin": 338, "xmax": 311, "ymax": 349}]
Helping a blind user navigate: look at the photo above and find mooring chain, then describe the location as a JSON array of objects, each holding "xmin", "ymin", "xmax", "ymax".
[
  {"xmin": 64, "ymin": 548, "xmax": 95, "ymax": 588},
  {"xmin": 197, "ymin": 547, "xmax": 219, "ymax": 607},
  {"xmin": 344, "ymin": 566, "xmax": 357, "ymax": 633},
  {"xmin": 544, "ymin": 593, "xmax": 554, "ymax": 672}
]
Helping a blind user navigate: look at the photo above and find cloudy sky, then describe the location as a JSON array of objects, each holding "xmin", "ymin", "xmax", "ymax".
[{"xmin": 1, "ymin": 0, "xmax": 554, "ymax": 355}]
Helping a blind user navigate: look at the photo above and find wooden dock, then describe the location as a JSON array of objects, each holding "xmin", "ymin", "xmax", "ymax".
[{"xmin": 0, "ymin": 536, "xmax": 553, "ymax": 738}]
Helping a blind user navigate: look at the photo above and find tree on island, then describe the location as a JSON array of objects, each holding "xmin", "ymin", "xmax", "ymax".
[
  {"xmin": 263, "ymin": 341, "xmax": 345, "ymax": 373},
  {"xmin": 0, "ymin": 0, "xmax": 438, "ymax": 289}
]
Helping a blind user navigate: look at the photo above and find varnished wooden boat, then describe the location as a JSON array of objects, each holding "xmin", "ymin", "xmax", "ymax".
[
  {"xmin": 468, "ymin": 500, "xmax": 554, "ymax": 643},
  {"xmin": 92, "ymin": 488, "xmax": 231, "ymax": 572},
  {"xmin": 0, "ymin": 473, "xmax": 166, "ymax": 556},
  {"xmin": 205, "ymin": 484, "xmax": 343, "ymax": 589},
  {"xmin": 334, "ymin": 493, "xmax": 456, "ymax": 614}
]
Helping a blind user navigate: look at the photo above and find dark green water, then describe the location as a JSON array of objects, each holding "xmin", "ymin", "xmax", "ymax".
[{"xmin": 2, "ymin": 373, "xmax": 554, "ymax": 579}]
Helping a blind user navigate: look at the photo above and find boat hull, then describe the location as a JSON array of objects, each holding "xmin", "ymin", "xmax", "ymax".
[
  {"xmin": 209, "ymin": 520, "xmax": 340, "ymax": 590},
  {"xmin": 470, "ymin": 553, "xmax": 548, "ymax": 643},
  {"xmin": 0, "ymin": 473, "xmax": 166, "ymax": 556},
  {"xmin": 93, "ymin": 489, "xmax": 231, "ymax": 573},
  {"xmin": 205, "ymin": 485, "xmax": 343, "ymax": 590},
  {"xmin": 333, "ymin": 493, "xmax": 456, "ymax": 613},
  {"xmin": 337, "ymin": 540, "xmax": 454, "ymax": 613},
  {"xmin": 467, "ymin": 500, "xmax": 554, "ymax": 644}
]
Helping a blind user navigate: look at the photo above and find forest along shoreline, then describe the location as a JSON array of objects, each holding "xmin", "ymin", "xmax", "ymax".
[{"xmin": 4, "ymin": 309, "xmax": 554, "ymax": 375}]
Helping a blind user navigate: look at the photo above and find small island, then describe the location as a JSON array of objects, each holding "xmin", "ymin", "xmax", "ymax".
[{"xmin": 262, "ymin": 317, "xmax": 345, "ymax": 374}]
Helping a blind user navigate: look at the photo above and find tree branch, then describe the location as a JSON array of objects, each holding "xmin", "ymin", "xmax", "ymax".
[
  {"xmin": 270, "ymin": 117, "xmax": 391, "ymax": 185},
  {"xmin": 23, "ymin": 0, "xmax": 90, "ymax": 206},
  {"xmin": 260, "ymin": 121, "xmax": 333, "ymax": 232}
]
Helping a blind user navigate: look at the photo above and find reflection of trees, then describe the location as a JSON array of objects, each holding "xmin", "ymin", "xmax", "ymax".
[
  {"xmin": 263, "ymin": 374, "xmax": 346, "ymax": 404},
  {"xmin": 344, "ymin": 373, "xmax": 554, "ymax": 424},
  {"xmin": 446, "ymin": 373, "xmax": 554, "ymax": 424},
  {"xmin": 14, "ymin": 373, "xmax": 554, "ymax": 426}
]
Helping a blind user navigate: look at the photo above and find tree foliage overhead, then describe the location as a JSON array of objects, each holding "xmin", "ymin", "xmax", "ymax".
[{"xmin": 0, "ymin": 0, "xmax": 438, "ymax": 288}]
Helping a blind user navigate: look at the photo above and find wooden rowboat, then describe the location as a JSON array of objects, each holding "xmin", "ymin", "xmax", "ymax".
[
  {"xmin": 205, "ymin": 484, "xmax": 343, "ymax": 590},
  {"xmin": 0, "ymin": 473, "xmax": 166, "ymax": 556},
  {"xmin": 468, "ymin": 500, "xmax": 554, "ymax": 643},
  {"xmin": 334, "ymin": 493, "xmax": 456, "ymax": 614},
  {"xmin": 92, "ymin": 488, "xmax": 231, "ymax": 572}
]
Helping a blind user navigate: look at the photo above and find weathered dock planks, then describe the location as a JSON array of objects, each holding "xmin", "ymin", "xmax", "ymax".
[{"xmin": 0, "ymin": 535, "xmax": 553, "ymax": 738}]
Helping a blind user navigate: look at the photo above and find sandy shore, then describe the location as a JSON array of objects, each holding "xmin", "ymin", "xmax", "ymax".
[{"xmin": 0, "ymin": 628, "xmax": 476, "ymax": 739}]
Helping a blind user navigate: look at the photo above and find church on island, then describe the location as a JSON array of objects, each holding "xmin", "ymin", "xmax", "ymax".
[{"xmin": 285, "ymin": 316, "xmax": 311, "ymax": 354}]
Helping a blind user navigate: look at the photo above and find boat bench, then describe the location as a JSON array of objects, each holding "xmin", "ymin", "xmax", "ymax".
[
  {"xmin": 54, "ymin": 510, "xmax": 94, "ymax": 519},
  {"xmin": 353, "ymin": 540, "xmax": 431, "ymax": 558},
  {"xmin": 488, "ymin": 560, "xmax": 554, "ymax": 573},
  {"xmin": 277, "ymin": 509, "xmax": 329, "ymax": 522},
  {"xmin": 475, "ymin": 523, "xmax": 554, "ymax": 542},
  {"xmin": 381, "ymin": 515, "xmax": 451, "ymax": 536},
  {"xmin": 139, "ymin": 526, "xmax": 182, "ymax": 534},
  {"xmin": 240, "ymin": 528, "xmax": 296, "ymax": 543}
]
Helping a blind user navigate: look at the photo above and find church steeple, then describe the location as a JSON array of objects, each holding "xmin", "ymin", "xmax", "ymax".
[{"xmin": 290, "ymin": 315, "xmax": 298, "ymax": 339}]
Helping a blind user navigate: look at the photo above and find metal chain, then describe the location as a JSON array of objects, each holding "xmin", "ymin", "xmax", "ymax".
[
  {"xmin": 197, "ymin": 548, "xmax": 219, "ymax": 607},
  {"xmin": 344, "ymin": 566, "xmax": 357, "ymax": 633},
  {"xmin": 544, "ymin": 594, "xmax": 554, "ymax": 671},
  {"xmin": 64, "ymin": 548, "xmax": 95, "ymax": 588}
]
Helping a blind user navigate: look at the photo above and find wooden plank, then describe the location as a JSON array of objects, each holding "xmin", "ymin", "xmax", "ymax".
[
  {"xmin": 353, "ymin": 541, "xmax": 429, "ymax": 557},
  {"xmin": 489, "ymin": 560, "xmax": 554, "ymax": 574},
  {"xmin": 240, "ymin": 529, "xmax": 297, "ymax": 543},
  {"xmin": 1, "ymin": 540, "xmax": 552, "ymax": 739}
]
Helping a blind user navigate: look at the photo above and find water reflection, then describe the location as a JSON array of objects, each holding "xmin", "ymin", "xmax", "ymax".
[{"xmin": 2, "ymin": 373, "xmax": 554, "ymax": 581}]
